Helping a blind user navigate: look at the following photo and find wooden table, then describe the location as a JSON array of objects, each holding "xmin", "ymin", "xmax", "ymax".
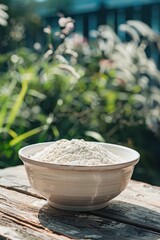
[{"xmin": 0, "ymin": 166, "xmax": 160, "ymax": 240}]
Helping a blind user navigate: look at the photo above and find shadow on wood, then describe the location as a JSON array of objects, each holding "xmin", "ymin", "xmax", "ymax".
[{"xmin": 38, "ymin": 201, "xmax": 160, "ymax": 240}]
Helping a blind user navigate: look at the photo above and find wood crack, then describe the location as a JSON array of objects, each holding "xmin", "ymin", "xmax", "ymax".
[
  {"xmin": 0, "ymin": 184, "xmax": 44, "ymax": 199},
  {"xmin": 0, "ymin": 210, "xmax": 45, "ymax": 232}
]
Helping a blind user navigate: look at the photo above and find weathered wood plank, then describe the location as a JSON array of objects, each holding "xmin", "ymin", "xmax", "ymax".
[
  {"xmin": 0, "ymin": 214, "xmax": 69, "ymax": 240},
  {"xmin": 120, "ymin": 180, "xmax": 160, "ymax": 209},
  {"xmin": 0, "ymin": 187, "xmax": 71, "ymax": 240},
  {"xmin": 93, "ymin": 180, "xmax": 160, "ymax": 233},
  {"xmin": 0, "ymin": 180, "xmax": 160, "ymax": 239},
  {"xmin": 0, "ymin": 165, "xmax": 39, "ymax": 198},
  {"xmin": 0, "ymin": 188, "xmax": 70, "ymax": 240}
]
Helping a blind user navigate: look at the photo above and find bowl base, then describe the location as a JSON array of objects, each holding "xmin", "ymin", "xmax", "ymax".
[{"xmin": 48, "ymin": 201, "xmax": 109, "ymax": 211}]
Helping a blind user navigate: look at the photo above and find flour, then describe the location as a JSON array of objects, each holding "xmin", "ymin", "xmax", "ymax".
[{"xmin": 32, "ymin": 139, "xmax": 122, "ymax": 166}]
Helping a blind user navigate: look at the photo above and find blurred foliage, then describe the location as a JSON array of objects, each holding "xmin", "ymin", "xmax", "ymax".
[
  {"xmin": 0, "ymin": 0, "xmax": 72, "ymax": 53},
  {"xmin": 0, "ymin": 16, "xmax": 160, "ymax": 185}
]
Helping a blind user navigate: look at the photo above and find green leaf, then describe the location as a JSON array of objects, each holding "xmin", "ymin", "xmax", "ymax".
[
  {"xmin": 28, "ymin": 89, "xmax": 46, "ymax": 100},
  {"xmin": 106, "ymin": 91, "xmax": 117, "ymax": 112},
  {"xmin": 0, "ymin": 80, "xmax": 17, "ymax": 128},
  {"xmin": 52, "ymin": 126, "xmax": 59, "ymax": 138},
  {"xmin": 8, "ymin": 129, "xmax": 18, "ymax": 138},
  {"xmin": 0, "ymin": 100, "xmax": 8, "ymax": 128},
  {"xmin": 0, "ymin": 127, "xmax": 17, "ymax": 138},
  {"xmin": 85, "ymin": 131, "xmax": 105, "ymax": 142},
  {"xmin": 9, "ymin": 126, "xmax": 44, "ymax": 146},
  {"xmin": 6, "ymin": 79, "xmax": 28, "ymax": 129}
]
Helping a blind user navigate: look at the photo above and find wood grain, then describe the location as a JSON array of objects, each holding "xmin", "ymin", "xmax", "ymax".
[
  {"xmin": 0, "ymin": 165, "xmax": 39, "ymax": 197},
  {"xmin": 0, "ymin": 165, "xmax": 160, "ymax": 240}
]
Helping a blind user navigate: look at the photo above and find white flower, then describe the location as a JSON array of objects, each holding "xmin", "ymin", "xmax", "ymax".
[
  {"xmin": 0, "ymin": 4, "xmax": 8, "ymax": 26},
  {"xmin": 58, "ymin": 17, "xmax": 67, "ymax": 27}
]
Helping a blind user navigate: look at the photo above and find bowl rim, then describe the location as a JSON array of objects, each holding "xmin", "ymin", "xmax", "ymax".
[{"xmin": 18, "ymin": 142, "xmax": 140, "ymax": 171}]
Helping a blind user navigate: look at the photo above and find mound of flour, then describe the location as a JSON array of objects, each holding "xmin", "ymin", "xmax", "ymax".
[{"xmin": 32, "ymin": 139, "xmax": 122, "ymax": 165}]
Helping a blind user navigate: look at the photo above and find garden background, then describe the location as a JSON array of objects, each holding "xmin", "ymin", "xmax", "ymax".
[{"xmin": 0, "ymin": 0, "xmax": 160, "ymax": 185}]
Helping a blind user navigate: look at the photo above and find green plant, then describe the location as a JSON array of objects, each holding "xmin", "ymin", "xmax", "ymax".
[
  {"xmin": 0, "ymin": 17, "xmax": 80, "ymax": 167},
  {"xmin": 67, "ymin": 21, "xmax": 160, "ymax": 131}
]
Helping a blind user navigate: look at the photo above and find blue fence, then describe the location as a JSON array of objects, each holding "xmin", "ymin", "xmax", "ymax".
[{"xmin": 43, "ymin": 1, "xmax": 160, "ymax": 37}]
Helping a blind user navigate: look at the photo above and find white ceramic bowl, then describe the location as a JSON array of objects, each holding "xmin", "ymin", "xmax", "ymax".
[{"xmin": 18, "ymin": 142, "xmax": 140, "ymax": 211}]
